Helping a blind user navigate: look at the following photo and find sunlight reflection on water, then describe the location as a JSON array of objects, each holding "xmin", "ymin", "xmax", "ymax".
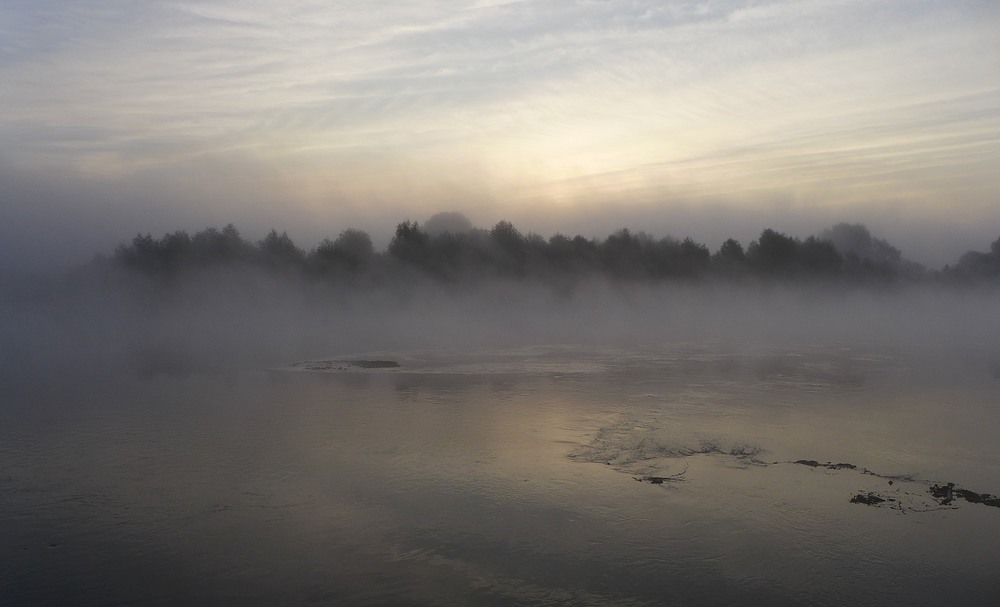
[{"xmin": 2, "ymin": 343, "xmax": 1000, "ymax": 605}]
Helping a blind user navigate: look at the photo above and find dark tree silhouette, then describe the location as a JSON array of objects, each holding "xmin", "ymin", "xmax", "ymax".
[
  {"xmin": 950, "ymin": 235, "xmax": 1000, "ymax": 280},
  {"xmin": 820, "ymin": 223, "xmax": 901, "ymax": 267},
  {"xmin": 334, "ymin": 228, "xmax": 374, "ymax": 261},
  {"xmin": 105, "ymin": 217, "xmax": 997, "ymax": 288},
  {"xmin": 191, "ymin": 224, "xmax": 251, "ymax": 264},
  {"xmin": 258, "ymin": 229, "xmax": 304, "ymax": 268},
  {"xmin": 489, "ymin": 220, "xmax": 528, "ymax": 276},
  {"xmin": 679, "ymin": 237, "xmax": 711, "ymax": 276},
  {"xmin": 710, "ymin": 238, "xmax": 747, "ymax": 279},
  {"xmin": 715, "ymin": 238, "xmax": 745, "ymax": 261},
  {"xmin": 602, "ymin": 228, "xmax": 645, "ymax": 278},
  {"xmin": 546, "ymin": 233, "xmax": 599, "ymax": 277},
  {"xmin": 798, "ymin": 236, "xmax": 842, "ymax": 276},
  {"xmin": 388, "ymin": 220, "xmax": 431, "ymax": 267},
  {"xmin": 114, "ymin": 224, "xmax": 257, "ymax": 275},
  {"xmin": 115, "ymin": 233, "xmax": 165, "ymax": 273},
  {"xmin": 311, "ymin": 228, "xmax": 374, "ymax": 277},
  {"xmin": 747, "ymin": 229, "xmax": 798, "ymax": 276},
  {"xmin": 425, "ymin": 228, "xmax": 490, "ymax": 282},
  {"xmin": 818, "ymin": 223, "xmax": 928, "ymax": 282}
]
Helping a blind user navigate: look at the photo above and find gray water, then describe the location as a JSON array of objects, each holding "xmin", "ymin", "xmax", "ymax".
[{"xmin": 3, "ymin": 343, "xmax": 1000, "ymax": 606}]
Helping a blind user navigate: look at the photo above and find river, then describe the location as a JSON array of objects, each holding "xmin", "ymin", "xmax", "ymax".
[{"xmin": 2, "ymin": 343, "xmax": 999, "ymax": 605}]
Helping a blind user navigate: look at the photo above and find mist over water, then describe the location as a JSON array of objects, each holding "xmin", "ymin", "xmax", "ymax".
[
  {"xmin": 5, "ymin": 261, "xmax": 1000, "ymax": 380},
  {"xmin": 3, "ymin": 260, "xmax": 1000, "ymax": 605}
]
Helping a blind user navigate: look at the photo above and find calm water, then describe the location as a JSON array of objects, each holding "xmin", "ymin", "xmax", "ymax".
[{"xmin": 3, "ymin": 343, "xmax": 999, "ymax": 606}]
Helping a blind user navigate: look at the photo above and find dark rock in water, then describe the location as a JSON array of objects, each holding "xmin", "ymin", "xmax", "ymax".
[
  {"xmin": 850, "ymin": 492, "xmax": 886, "ymax": 506},
  {"xmin": 929, "ymin": 484, "xmax": 950, "ymax": 499},
  {"xmin": 343, "ymin": 360, "xmax": 400, "ymax": 369},
  {"xmin": 633, "ymin": 471, "xmax": 687, "ymax": 485},
  {"xmin": 957, "ymin": 489, "xmax": 1000, "ymax": 508},
  {"xmin": 931, "ymin": 483, "xmax": 1000, "ymax": 508},
  {"xmin": 795, "ymin": 460, "xmax": 857, "ymax": 471},
  {"xmin": 626, "ymin": 453, "xmax": 1000, "ymax": 512},
  {"xmin": 930, "ymin": 483, "xmax": 955, "ymax": 504},
  {"xmin": 291, "ymin": 359, "xmax": 400, "ymax": 371}
]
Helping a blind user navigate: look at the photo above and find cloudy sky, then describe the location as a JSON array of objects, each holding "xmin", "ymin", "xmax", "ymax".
[{"xmin": 2, "ymin": 0, "xmax": 998, "ymax": 270}]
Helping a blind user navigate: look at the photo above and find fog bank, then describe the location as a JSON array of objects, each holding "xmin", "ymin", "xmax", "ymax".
[{"xmin": 4, "ymin": 265, "xmax": 999, "ymax": 391}]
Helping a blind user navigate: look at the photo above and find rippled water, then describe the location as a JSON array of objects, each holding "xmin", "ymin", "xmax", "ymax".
[{"xmin": 3, "ymin": 343, "xmax": 999, "ymax": 605}]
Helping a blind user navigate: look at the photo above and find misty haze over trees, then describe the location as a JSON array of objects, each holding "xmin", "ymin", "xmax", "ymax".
[
  {"xmin": 107, "ymin": 214, "xmax": 1000, "ymax": 287},
  {"xmin": 6, "ymin": 211, "xmax": 1000, "ymax": 387}
]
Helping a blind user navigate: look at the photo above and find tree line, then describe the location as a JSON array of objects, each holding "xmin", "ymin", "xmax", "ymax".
[{"xmin": 109, "ymin": 216, "xmax": 1000, "ymax": 286}]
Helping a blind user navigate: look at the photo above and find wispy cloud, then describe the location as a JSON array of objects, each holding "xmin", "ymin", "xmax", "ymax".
[{"xmin": 1, "ymin": 0, "xmax": 998, "ymax": 268}]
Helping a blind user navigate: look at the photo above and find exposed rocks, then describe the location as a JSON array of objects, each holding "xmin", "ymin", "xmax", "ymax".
[
  {"xmin": 929, "ymin": 483, "xmax": 1000, "ymax": 508},
  {"xmin": 290, "ymin": 359, "xmax": 400, "ymax": 371},
  {"xmin": 688, "ymin": 456, "xmax": 999, "ymax": 513},
  {"xmin": 850, "ymin": 492, "xmax": 887, "ymax": 506},
  {"xmin": 794, "ymin": 460, "xmax": 857, "ymax": 471},
  {"xmin": 343, "ymin": 360, "xmax": 400, "ymax": 369},
  {"xmin": 634, "ymin": 474, "xmax": 684, "ymax": 485}
]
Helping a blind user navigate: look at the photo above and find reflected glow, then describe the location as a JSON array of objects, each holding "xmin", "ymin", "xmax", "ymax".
[{"xmin": 4, "ymin": 344, "xmax": 1000, "ymax": 605}]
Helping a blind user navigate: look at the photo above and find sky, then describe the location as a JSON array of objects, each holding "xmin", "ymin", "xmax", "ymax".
[{"xmin": 1, "ymin": 0, "xmax": 999, "ymax": 271}]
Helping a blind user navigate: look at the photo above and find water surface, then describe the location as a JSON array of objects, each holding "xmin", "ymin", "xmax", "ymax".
[{"xmin": 3, "ymin": 343, "xmax": 999, "ymax": 605}]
